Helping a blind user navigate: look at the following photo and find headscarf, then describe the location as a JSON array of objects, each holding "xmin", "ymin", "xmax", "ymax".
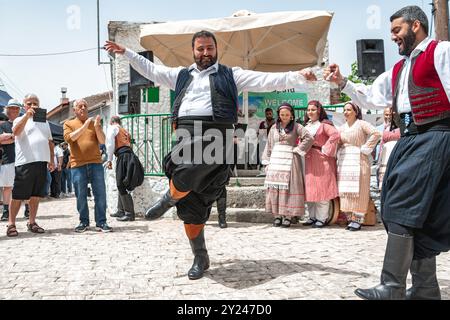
[{"xmin": 276, "ymin": 102, "xmax": 296, "ymax": 133}]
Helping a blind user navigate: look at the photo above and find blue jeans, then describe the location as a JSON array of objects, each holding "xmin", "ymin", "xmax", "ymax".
[
  {"xmin": 60, "ymin": 168, "xmax": 72, "ymax": 193},
  {"xmin": 71, "ymin": 163, "xmax": 107, "ymax": 226},
  {"xmin": 43, "ymin": 170, "xmax": 52, "ymax": 196}
]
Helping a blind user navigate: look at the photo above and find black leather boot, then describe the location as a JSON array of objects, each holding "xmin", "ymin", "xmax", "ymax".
[
  {"xmin": 24, "ymin": 205, "xmax": 29, "ymax": 219},
  {"xmin": 406, "ymin": 256, "xmax": 441, "ymax": 300},
  {"xmin": 144, "ymin": 190, "xmax": 178, "ymax": 220},
  {"xmin": 188, "ymin": 228, "xmax": 210, "ymax": 280},
  {"xmin": 110, "ymin": 196, "xmax": 125, "ymax": 218},
  {"xmin": 117, "ymin": 194, "xmax": 135, "ymax": 222},
  {"xmin": 1, "ymin": 208, "xmax": 8, "ymax": 222},
  {"xmin": 354, "ymin": 232, "xmax": 414, "ymax": 300},
  {"xmin": 217, "ymin": 194, "xmax": 228, "ymax": 229}
]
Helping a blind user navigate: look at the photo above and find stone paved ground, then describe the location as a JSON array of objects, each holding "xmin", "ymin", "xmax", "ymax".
[{"xmin": 0, "ymin": 196, "xmax": 449, "ymax": 300}]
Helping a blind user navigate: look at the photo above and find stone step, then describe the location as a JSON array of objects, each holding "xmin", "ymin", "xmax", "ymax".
[
  {"xmin": 229, "ymin": 177, "xmax": 265, "ymax": 187},
  {"xmin": 226, "ymin": 186, "xmax": 266, "ymax": 209},
  {"xmin": 235, "ymin": 169, "xmax": 262, "ymax": 177},
  {"xmin": 208, "ymin": 208, "xmax": 272, "ymax": 223},
  {"xmin": 147, "ymin": 208, "xmax": 272, "ymax": 224}
]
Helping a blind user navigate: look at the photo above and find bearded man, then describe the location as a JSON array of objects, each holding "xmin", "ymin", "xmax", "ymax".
[
  {"xmin": 105, "ymin": 30, "xmax": 316, "ymax": 280},
  {"xmin": 324, "ymin": 5, "xmax": 450, "ymax": 300}
]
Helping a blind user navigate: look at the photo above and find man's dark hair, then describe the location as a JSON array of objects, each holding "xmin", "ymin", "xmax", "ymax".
[
  {"xmin": 390, "ymin": 5, "xmax": 429, "ymax": 34},
  {"xmin": 265, "ymin": 108, "xmax": 273, "ymax": 113},
  {"xmin": 111, "ymin": 115, "xmax": 121, "ymax": 125},
  {"xmin": 192, "ymin": 30, "xmax": 218, "ymax": 48}
]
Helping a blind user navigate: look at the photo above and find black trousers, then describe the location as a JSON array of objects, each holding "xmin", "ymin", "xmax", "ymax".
[
  {"xmin": 382, "ymin": 130, "xmax": 450, "ymax": 259},
  {"xmin": 164, "ymin": 119, "xmax": 234, "ymax": 224},
  {"xmin": 50, "ymin": 170, "xmax": 62, "ymax": 197}
]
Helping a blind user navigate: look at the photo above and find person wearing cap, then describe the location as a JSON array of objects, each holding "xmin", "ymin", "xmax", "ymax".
[
  {"xmin": 6, "ymin": 94, "xmax": 54, "ymax": 237},
  {"xmin": 0, "ymin": 99, "xmax": 22, "ymax": 222}
]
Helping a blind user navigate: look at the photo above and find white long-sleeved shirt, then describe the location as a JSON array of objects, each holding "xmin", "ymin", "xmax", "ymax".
[
  {"xmin": 124, "ymin": 49, "xmax": 309, "ymax": 117},
  {"xmin": 342, "ymin": 37, "xmax": 450, "ymax": 113},
  {"xmin": 105, "ymin": 125, "xmax": 120, "ymax": 162}
]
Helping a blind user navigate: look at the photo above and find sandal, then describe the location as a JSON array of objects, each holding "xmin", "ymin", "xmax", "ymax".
[
  {"xmin": 281, "ymin": 217, "xmax": 291, "ymax": 228},
  {"xmin": 6, "ymin": 225, "xmax": 18, "ymax": 237},
  {"xmin": 27, "ymin": 222, "xmax": 45, "ymax": 234},
  {"xmin": 273, "ymin": 217, "xmax": 282, "ymax": 227}
]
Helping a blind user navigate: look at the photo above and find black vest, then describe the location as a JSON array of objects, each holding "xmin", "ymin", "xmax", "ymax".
[{"xmin": 172, "ymin": 64, "xmax": 239, "ymax": 124}]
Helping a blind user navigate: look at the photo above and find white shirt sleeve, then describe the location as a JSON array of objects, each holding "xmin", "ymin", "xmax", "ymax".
[
  {"xmin": 232, "ymin": 67, "xmax": 309, "ymax": 93},
  {"xmin": 342, "ymin": 69, "xmax": 394, "ymax": 111},
  {"xmin": 106, "ymin": 126, "xmax": 119, "ymax": 162},
  {"xmin": 435, "ymin": 41, "xmax": 450, "ymax": 103},
  {"xmin": 123, "ymin": 48, "xmax": 184, "ymax": 91},
  {"xmin": 55, "ymin": 146, "xmax": 63, "ymax": 157}
]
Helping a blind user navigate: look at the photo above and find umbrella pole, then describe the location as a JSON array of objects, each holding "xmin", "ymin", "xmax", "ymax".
[
  {"xmin": 243, "ymin": 91, "xmax": 249, "ymax": 124},
  {"xmin": 243, "ymin": 30, "xmax": 250, "ymax": 125}
]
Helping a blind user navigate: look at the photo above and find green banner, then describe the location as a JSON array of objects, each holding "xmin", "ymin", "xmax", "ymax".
[{"xmin": 239, "ymin": 92, "xmax": 308, "ymax": 117}]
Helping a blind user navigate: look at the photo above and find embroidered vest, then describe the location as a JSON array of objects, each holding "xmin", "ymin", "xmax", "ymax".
[
  {"xmin": 391, "ymin": 40, "xmax": 450, "ymax": 126},
  {"xmin": 172, "ymin": 64, "xmax": 239, "ymax": 124},
  {"xmin": 114, "ymin": 127, "xmax": 131, "ymax": 151}
]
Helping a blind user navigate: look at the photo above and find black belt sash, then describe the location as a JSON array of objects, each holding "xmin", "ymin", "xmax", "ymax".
[{"xmin": 396, "ymin": 113, "xmax": 450, "ymax": 136}]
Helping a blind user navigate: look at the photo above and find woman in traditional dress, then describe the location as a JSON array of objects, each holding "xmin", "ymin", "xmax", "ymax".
[
  {"xmin": 302, "ymin": 101, "xmax": 340, "ymax": 228},
  {"xmin": 262, "ymin": 103, "xmax": 313, "ymax": 228},
  {"xmin": 377, "ymin": 108, "xmax": 401, "ymax": 190},
  {"xmin": 337, "ymin": 102, "xmax": 381, "ymax": 231}
]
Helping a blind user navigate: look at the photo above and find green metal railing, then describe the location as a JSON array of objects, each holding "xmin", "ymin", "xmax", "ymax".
[
  {"xmin": 121, "ymin": 104, "xmax": 345, "ymax": 176},
  {"xmin": 121, "ymin": 113, "xmax": 172, "ymax": 176}
]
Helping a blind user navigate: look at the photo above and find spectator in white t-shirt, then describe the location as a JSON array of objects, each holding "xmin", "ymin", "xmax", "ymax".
[{"xmin": 6, "ymin": 94, "xmax": 55, "ymax": 237}]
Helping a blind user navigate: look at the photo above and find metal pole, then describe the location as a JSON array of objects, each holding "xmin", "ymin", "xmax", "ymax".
[
  {"xmin": 97, "ymin": 0, "xmax": 100, "ymax": 65},
  {"xmin": 97, "ymin": 0, "xmax": 111, "ymax": 65}
]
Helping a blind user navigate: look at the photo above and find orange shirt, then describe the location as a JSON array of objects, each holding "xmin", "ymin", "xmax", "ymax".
[{"xmin": 63, "ymin": 118, "xmax": 102, "ymax": 168}]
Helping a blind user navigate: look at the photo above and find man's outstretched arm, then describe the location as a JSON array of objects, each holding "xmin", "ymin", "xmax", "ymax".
[{"xmin": 104, "ymin": 40, "xmax": 182, "ymax": 90}]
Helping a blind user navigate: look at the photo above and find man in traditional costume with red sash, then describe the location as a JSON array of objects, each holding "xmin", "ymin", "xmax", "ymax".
[{"xmin": 325, "ymin": 5, "xmax": 450, "ymax": 300}]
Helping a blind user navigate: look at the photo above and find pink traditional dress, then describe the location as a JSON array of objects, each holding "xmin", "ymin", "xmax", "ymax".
[
  {"xmin": 377, "ymin": 127, "xmax": 401, "ymax": 190},
  {"xmin": 262, "ymin": 123, "xmax": 313, "ymax": 218},
  {"xmin": 304, "ymin": 121, "xmax": 340, "ymax": 224}
]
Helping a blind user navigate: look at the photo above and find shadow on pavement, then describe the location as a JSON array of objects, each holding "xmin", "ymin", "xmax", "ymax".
[
  {"xmin": 206, "ymin": 259, "xmax": 372, "ymax": 289},
  {"xmin": 0, "ymin": 225, "xmax": 150, "ymax": 240}
]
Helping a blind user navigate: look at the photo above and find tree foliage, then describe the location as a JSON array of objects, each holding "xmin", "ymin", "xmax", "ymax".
[{"xmin": 340, "ymin": 62, "xmax": 375, "ymax": 102}]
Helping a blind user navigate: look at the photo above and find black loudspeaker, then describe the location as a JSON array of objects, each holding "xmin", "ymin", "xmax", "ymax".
[
  {"xmin": 130, "ymin": 51, "xmax": 154, "ymax": 88},
  {"xmin": 118, "ymin": 83, "xmax": 141, "ymax": 115},
  {"xmin": 356, "ymin": 39, "xmax": 385, "ymax": 79}
]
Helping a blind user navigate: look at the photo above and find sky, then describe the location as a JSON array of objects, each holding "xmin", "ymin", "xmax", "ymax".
[{"xmin": 0, "ymin": 0, "xmax": 432, "ymax": 110}]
